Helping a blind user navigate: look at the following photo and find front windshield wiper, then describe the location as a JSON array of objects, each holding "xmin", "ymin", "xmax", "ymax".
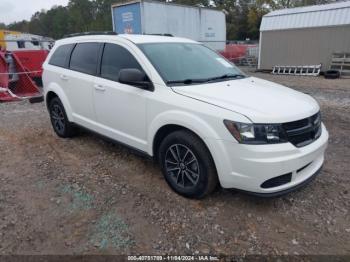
[
  {"xmin": 167, "ymin": 74, "xmax": 246, "ymax": 85},
  {"xmin": 206, "ymin": 74, "xmax": 246, "ymax": 82},
  {"xmin": 167, "ymin": 78, "xmax": 207, "ymax": 85}
]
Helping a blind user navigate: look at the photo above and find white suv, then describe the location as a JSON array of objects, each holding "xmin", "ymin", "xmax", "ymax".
[{"xmin": 43, "ymin": 33, "xmax": 328, "ymax": 198}]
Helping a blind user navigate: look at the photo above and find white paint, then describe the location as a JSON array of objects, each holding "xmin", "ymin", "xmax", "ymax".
[
  {"xmin": 261, "ymin": 1, "xmax": 350, "ymax": 31},
  {"xmin": 113, "ymin": 0, "xmax": 226, "ymax": 51},
  {"xmin": 42, "ymin": 34, "xmax": 329, "ymax": 194},
  {"xmin": 258, "ymin": 32, "xmax": 262, "ymax": 69}
]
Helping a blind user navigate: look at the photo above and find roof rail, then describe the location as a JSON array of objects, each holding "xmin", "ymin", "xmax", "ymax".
[
  {"xmin": 63, "ymin": 31, "xmax": 117, "ymax": 38},
  {"xmin": 144, "ymin": 33, "xmax": 174, "ymax": 37}
]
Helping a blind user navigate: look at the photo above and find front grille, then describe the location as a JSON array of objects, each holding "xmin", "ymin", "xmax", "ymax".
[
  {"xmin": 282, "ymin": 112, "xmax": 322, "ymax": 147},
  {"xmin": 261, "ymin": 173, "xmax": 292, "ymax": 188}
]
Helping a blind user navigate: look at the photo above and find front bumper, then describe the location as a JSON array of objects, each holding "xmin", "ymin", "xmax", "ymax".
[
  {"xmin": 205, "ymin": 123, "xmax": 328, "ymax": 195},
  {"xmin": 237, "ymin": 166, "xmax": 323, "ymax": 197}
]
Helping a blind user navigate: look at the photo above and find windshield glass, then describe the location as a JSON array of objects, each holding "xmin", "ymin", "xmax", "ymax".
[{"xmin": 138, "ymin": 43, "xmax": 246, "ymax": 85}]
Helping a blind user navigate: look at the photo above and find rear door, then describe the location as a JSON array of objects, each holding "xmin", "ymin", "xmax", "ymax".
[
  {"xmin": 65, "ymin": 42, "xmax": 102, "ymax": 127},
  {"xmin": 93, "ymin": 43, "xmax": 149, "ymax": 151},
  {"xmin": 45, "ymin": 43, "xmax": 74, "ymax": 101}
]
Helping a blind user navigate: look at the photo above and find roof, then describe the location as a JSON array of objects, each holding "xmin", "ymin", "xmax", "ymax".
[
  {"xmin": 111, "ymin": 0, "xmax": 224, "ymax": 13},
  {"xmin": 58, "ymin": 34, "xmax": 197, "ymax": 44},
  {"xmin": 260, "ymin": 0, "xmax": 350, "ymax": 31},
  {"xmin": 119, "ymin": 34, "xmax": 197, "ymax": 43}
]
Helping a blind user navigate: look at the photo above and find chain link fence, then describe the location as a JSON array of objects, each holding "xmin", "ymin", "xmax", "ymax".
[
  {"xmin": 200, "ymin": 40, "xmax": 259, "ymax": 68},
  {"xmin": 0, "ymin": 40, "xmax": 52, "ymax": 102}
]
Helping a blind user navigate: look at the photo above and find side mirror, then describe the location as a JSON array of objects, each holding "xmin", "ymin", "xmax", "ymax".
[{"xmin": 119, "ymin": 68, "xmax": 153, "ymax": 90}]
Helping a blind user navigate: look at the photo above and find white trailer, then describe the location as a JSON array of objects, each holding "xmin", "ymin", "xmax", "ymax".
[{"xmin": 111, "ymin": 0, "xmax": 226, "ymax": 51}]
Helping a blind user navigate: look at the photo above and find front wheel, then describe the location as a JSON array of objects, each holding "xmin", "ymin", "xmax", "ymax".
[{"xmin": 158, "ymin": 130, "xmax": 218, "ymax": 199}]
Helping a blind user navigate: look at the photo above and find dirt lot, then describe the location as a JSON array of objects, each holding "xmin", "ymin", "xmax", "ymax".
[{"xmin": 0, "ymin": 70, "xmax": 349, "ymax": 256}]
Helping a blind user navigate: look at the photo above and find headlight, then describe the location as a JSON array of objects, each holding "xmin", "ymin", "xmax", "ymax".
[{"xmin": 223, "ymin": 120, "xmax": 288, "ymax": 144}]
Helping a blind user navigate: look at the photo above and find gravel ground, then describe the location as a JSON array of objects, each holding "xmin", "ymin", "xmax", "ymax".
[{"xmin": 0, "ymin": 70, "xmax": 349, "ymax": 256}]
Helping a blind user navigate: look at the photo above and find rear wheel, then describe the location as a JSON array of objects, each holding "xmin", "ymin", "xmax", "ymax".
[
  {"xmin": 49, "ymin": 97, "xmax": 78, "ymax": 138},
  {"xmin": 158, "ymin": 130, "xmax": 218, "ymax": 199}
]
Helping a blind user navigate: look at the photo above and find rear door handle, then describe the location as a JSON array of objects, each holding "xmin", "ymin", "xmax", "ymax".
[
  {"xmin": 60, "ymin": 74, "xmax": 69, "ymax": 81},
  {"xmin": 94, "ymin": 84, "xmax": 106, "ymax": 92}
]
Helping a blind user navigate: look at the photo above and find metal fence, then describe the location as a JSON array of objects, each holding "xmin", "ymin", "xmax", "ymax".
[
  {"xmin": 0, "ymin": 39, "xmax": 54, "ymax": 52},
  {"xmin": 0, "ymin": 40, "xmax": 51, "ymax": 102},
  {"xmin": 200, "ymin": 40, "xmax": 260, "ymax": 68}
]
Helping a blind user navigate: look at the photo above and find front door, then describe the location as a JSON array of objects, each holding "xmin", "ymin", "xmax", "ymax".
[{"xmin": 93, "ymin": 43, "xmax": 149, "ymax": 151}]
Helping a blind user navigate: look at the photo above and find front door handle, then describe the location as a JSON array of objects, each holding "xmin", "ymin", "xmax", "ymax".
[{"xmin": 94, "ymin": 84, "xmax": 106, "ymax": 92}]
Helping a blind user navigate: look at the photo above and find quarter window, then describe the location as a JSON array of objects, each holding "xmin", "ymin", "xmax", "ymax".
[
  {"xmin": 70, "ymin": 43, "xmax": 100, "ymax": 75},
  {"xmin": 100, "ymin": 43, "xmax": 143, "ymax": 82},
  {"xmin": 17, "ymin": 41, "xmax": 25, "ymax": 48},
  {"xmin": 49, "ymin": 44, "xmax": 74, "ymax": 68}
]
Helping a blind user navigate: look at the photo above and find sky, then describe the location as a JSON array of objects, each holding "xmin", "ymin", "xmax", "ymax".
[{"xmin": 0, "ymin": 0, "xmax": 69, "ymax": 24}]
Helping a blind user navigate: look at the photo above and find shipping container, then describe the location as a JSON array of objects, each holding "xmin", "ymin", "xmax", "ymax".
[{"xmin": 111, "ymin": 0, "xmax": 226, "ymax": 51}]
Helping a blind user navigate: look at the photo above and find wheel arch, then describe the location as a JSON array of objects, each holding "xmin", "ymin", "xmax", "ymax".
[
  {"xmin": 152, "ymin": 124, "xmax": 191, "ymax": 162},
  {"xmin": 45, "ymin": 83, "xmax": 73, "ymax": 121},
  {"xmin": 148, "ymin": 110, "xmax": 221, "ymax": 158},
  {"xmin": 46, "ymin": 91, "xmax": 58, "ymax": 109}
]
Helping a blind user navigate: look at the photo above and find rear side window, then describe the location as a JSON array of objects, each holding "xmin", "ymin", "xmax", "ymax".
[
  {"xmin": 49, "ymin": 44, "xmax": 74, "ymax": 68},
  {"xmin": 70, "ymin": 43, "xmax": 100, "ymax": 75},
  {"xmin": 100, "ymin": 43, "xmax": 143, "ymax": 82}
]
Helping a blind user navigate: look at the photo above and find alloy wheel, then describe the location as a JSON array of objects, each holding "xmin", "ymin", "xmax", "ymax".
[
  {"xmin": 165, "ymin": 144, "xmax": 200, "ymax": 188},
  {"xmin": 51, "ymin": 104, "xmax": 65, "ymax": 134}
]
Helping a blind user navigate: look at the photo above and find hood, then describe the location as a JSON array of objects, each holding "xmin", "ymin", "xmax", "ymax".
[{"xmin": 172, "ymin": 77, "xmax": 319, "ymax": 123}]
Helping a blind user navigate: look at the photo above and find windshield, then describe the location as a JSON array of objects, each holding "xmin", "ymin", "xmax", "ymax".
[{"xmin": 138, "ymin": 43, "xmax": 246, "ymax": 85}]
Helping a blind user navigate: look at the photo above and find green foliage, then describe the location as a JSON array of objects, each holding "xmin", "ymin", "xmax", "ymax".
[
  {"xmin": 172, "ymin": 0, "xmax": 210, "ymax": 6},
  {"xmin": 5, "ymin": 0, "xmax": 116, "ymax": 38},
  {"xmin": 213, "ymin": 0, "xmax": 270, "ymax": 40},
  {"xmin": 1, "ymin": 0, "xmax": 340, "ymax": 40}
]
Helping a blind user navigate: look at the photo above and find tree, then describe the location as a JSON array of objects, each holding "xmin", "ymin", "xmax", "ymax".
[
  {"xmin": 272, "ymin": 0, "xmax": 339, "ymax": 8},
  {"xmin": 172, "ymin": 0, "xmax": 210, "ymax": 6},
  {"xmin": 7, "ymin": 20, "xmax": 30, "ymax": 32},
  {"xmin": 247, "ymin": 0, "xmax": 270, "ymax": 39},
  {"xmin": 47, "ymin": 6, "xmax": 71, "ymax": 39},
  {"xmin": 89, "ymin": 0, "xmax": 116, "ymax": 31},
  {"xmin": 0, "ymin": 0, "xmax": 342, "ymax": 40},
  {"xmin": 68, "ymin": 0, "xmax": 94, "ymax": 33}
]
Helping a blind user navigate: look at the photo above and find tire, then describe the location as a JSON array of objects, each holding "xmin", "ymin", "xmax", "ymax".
[
  {"xmin": 324, "ymin": 70, "xmax": 340, "ymax": 79},
  {"xmin": 48, "ymin": 97, "xmax": 78, "ymax": 138},
  {"xmin": 158, "ymin": 130, "xmax": 218, "ymax": 199}
]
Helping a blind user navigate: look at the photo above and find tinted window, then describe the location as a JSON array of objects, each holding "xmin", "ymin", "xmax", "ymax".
[
  {"xmin": 17, "ymin": 41, "xmax": 25, "ymax": 48},
  {"xmin": 49, "ymin": 44, "xmax": 74, "ymax": 68},
  {"xmin": 101, "ymin": 43, "xmax": 143, "ymax": 82},
  {"xmin": 139, "ymin": 43, "xmax": 244, "ymax": 84},
  {"xmin": 70, "ymin": 43, "xmax": 100, "ymax": 75}
]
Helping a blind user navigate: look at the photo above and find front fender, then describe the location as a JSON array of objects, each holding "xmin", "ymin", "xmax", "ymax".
[
  {"xmin": 147, "ymin": 110, "xmax": 221, "ymax": 156},
  {"xmin": 44, "ymin": 82, "xmax": 73, "ymax": 122}
]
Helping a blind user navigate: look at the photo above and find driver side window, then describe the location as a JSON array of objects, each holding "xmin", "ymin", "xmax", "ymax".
[{"xmin": 100, "ymin": 43, "xmax": 143, "ymax": 82}]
